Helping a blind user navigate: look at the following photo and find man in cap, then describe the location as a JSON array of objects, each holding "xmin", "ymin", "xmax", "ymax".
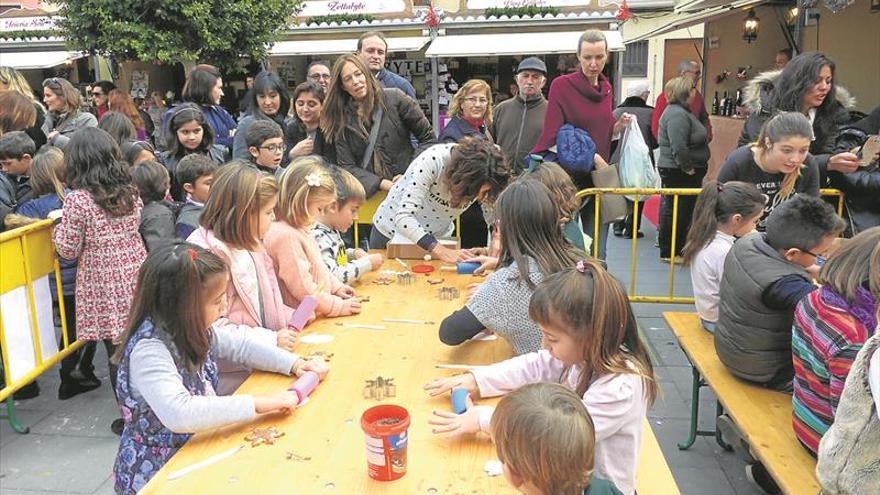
[{"xmin": 490, "ymin": 57, "xmax": 548, "ymax": 172}]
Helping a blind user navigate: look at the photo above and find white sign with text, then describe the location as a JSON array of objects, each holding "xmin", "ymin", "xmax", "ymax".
[
  {"xmin": 0, "ymin": 16, "xmax": 57, "ymax": 32},
  {"xmin": 467, "ymin": 0, "xmax": 590, "ymax": 8},
  {"xmin": 299, "ymin": 1, "xmax": 407, "ymax": 16}
]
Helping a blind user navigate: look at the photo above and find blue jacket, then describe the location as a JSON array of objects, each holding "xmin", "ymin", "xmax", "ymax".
[
  {"xmin": 377, "ymin": 69, "xmax": 416, "ymax": 100},
  {"xmin": 438, "ymin": 116, "xmax": 489, "ymax": 144},
  {"xmin": 16, "ymin": 192, "xmax": 77, "ymax": 297},
  {"xmin": 161, "ymin": 104, "xmax": 238, "ymax": 150}
]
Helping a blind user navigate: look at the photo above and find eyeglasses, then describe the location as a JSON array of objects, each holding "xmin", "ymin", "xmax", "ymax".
[
  {"xmin": 260, "ymin": 144, "xmax": 285, "ymax": 153},
  {"xmin": 309, "ymin": 74, "xmax": 332, "ymax": 81},
  {"xmin": 464, "ymin": 97, "xmax": 489, "ymax": 105},
  {"xmin": 800, "ymin": 248, "xmax": 828, "ymax": 266},
  {"xmin": 42, "ymin": 77, "xmax": 61, "ymax": 87}
]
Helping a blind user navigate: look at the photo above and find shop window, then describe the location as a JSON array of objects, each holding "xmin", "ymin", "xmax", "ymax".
[{"xmin": 621, "ymin": 41, "xmax": 648, "ymax": 77}]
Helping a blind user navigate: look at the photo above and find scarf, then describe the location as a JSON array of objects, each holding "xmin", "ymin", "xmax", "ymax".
[{"xmin": 821, "ymin": 284, "xmax": 878, "ymax": 334}]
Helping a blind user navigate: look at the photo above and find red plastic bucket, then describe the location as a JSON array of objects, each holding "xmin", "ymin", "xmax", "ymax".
[{"xmin": 360, "ymin": 404, "xmax": 411, "ymax": 481}]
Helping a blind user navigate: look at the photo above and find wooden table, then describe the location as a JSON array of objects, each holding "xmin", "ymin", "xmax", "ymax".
[{"xmin": 142, "ymin": 260, "xmax": 678, "ymax": 494}]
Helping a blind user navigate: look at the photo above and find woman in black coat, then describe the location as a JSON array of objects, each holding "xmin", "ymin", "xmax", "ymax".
[
  {"xmin": 832, "ymin": 105, "xmax": 880, "ymax": 235},
  {"xmin": 286, "ymin": 81, "xmax": 335, "ymax": 165},
  {"xmin": 739, "ymin": 52, "xmax": 861, "ymax": 184},
  {"xmin": 321, "ymin": 54, "xmax": 434, "ymax": 200}
]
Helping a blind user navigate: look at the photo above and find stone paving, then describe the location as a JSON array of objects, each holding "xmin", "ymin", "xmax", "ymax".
[{"xmin": 0, "ymin": 221, "xmax": 764, "ymax": 495}]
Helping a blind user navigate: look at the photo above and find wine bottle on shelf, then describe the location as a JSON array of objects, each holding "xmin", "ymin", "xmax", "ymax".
[
  {"xmin": 711, "ymin": 92, "xmax": 720, "ymax": 115},
  {"xmin": 734, "ymin": 89, "xmax": 743, "ymax": 116},
  {"xmin": 720, "ymin": 92, "xmax": 729, "ymax": 117}
]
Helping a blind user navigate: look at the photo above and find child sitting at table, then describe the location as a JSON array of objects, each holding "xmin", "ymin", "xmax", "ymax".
[
  {"xmin": 792, "ymin": 227, "xmax": 880, "ymax": 455},
  {"xmin": 264, "ymin": 157, "xmax": 361, "ymax": 318},
  {"xmin": 715, "ymin": 194, "xmax": 846, "ymax": 391},
  {"xmin": 312, "ymin": 166, "xmax": 384, "ymax": 284},
  {"xmin": 187, "ymin": 163, "xmax": 298, "ymax": 394},
  {"xmin": 438, "ymin": 180, "xmax": 581, "ymax": 355},
  {"xmin": 680, "ymin": 181, "xmax": 766, "ymax": 332},
  {"xmin": 111, "ymin": 243, "xmax": 328, "ymax": 495},
  {"xmin": 425, "ymin": 259, "xmax": 657, "ymax": 495},
  {"xmin": 491, "ymin": 383, "xmax": 623, "ymax": 495}
]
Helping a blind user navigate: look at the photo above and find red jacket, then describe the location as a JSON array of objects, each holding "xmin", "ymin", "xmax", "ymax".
[
  {"xmin": 651, "ymin": 90, "xmax": 713, "ymax": 142},
  {"xmin": 532, "ymin": 71, "xmax": 615, "ymax": 187}
]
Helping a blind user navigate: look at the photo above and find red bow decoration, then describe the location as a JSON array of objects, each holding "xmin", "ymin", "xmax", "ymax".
[
  {"xmin": 425, "ymin": 5, "xmax": 440, "ymax": 29},
  {"xmin": 616, "ymin": 0, "xmax": 631, "ymax": 21}
]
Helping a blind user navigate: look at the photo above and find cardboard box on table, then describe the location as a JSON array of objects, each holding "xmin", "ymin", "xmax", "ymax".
[{"xmin": 386, "ymin": 233, "xmax": 459, "ymax": 260}]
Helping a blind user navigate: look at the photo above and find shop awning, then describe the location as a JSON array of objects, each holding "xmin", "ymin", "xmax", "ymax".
[
  {"xmin": 270, "ymin": 36, "xmax": 430, "ymax": 56},
  {"xmin": 625, "ymin": 0, "xmax": 765, "ymax": 43},
  {"xmin": 425, "ymin": 30, "xmax": 625, "ymax": 58},
  {"xmin": 1, "ymin": 50, "xmax": 84, "ymax": 70}
]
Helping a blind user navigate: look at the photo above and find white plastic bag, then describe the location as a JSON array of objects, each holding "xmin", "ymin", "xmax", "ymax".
[{"xmin": 618, "ymin": 116, "xmax": 661, "ymax": 200}]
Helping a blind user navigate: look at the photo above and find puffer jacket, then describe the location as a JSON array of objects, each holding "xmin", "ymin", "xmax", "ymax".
[
  {"xmin": 831, "ymin": 105, "xmax": 880, "ymax": 235},
  {"xmin": 334, "ymin": 88, "xmax": 435, "ymax": 198},
  {"xmin": 737, "ymin": 69, "xmax": 856, "ymax": 183}
]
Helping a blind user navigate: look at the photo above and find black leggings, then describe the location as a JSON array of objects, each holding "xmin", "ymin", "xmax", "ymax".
[
  {"xmin": 79, "ymin": 338, "xmax": 118, "ymax": 396},
  {"xmin": 658, "ymin": 167, "xmax": 706, "ymax": 258}
]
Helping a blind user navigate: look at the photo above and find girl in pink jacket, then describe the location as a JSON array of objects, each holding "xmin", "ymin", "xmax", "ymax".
[
  {"xmin": 264, "ymin": 157, "xmax": 361, "ymax": 317},
  {"xmin": 424, "ymin": 259, "xmax": 658, "ymax": 495},
  {"xmin": 187, "ymin": 163, "xmax": 298, "ymax": 394}
]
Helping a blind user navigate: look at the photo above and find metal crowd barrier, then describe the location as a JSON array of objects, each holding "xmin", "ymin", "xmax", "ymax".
[
  {"xmin": 0, "ymin": 219, "xmax": 83, "ymax": 433},
  {"xmin": 576, "ymin": 187, "xmax": 844, "ymax": 305}
]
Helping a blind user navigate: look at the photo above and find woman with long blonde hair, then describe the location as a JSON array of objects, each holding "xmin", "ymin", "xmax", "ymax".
[{"xmin": 0, "ymin": 66, "xmax": 47, "ymax": 147}]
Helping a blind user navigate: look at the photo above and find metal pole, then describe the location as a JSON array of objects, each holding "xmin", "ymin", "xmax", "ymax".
[
  {"xmin": 431, "ymin": 57, "xmax": 439, "ymax": 136},
  {"xmin": 793, "ymin": 0, "xmax": 805, "ymax": 54}
]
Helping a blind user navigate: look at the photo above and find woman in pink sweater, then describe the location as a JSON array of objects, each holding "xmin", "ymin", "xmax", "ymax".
[
  {"xmin": 264, "ymin": 157, "xmax": 361, "ymax": 317},
  {"xmin": 531, "ymin": 29, "xmax": 632, "ymax": 260}
]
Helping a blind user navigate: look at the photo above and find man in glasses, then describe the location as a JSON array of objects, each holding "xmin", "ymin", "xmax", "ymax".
[
  {"xmin": 356, "ymin": 31, "xmax": 416, "ymax": 100},
  {"xmin": 90, "ymin": 80, "xmax": 116, "ymax": 120},
  {"xmin": 306, "ymin": 61, "xmax": 332, "ymax": 92},
  {"xmin": 651, "ymin": 59, "xmax": 712, "ymax": 143}
]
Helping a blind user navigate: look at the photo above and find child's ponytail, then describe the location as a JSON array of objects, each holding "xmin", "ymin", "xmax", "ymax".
[
  {"xmin": 529, "ymin": 259, "xmax": 657, "ymax": 405},
  {"xmin": 113, "ymin": 242, "xmax": 227, "ymax": 370},
  {"xmin": 681, "ymin": 181, "xmax": 766, "ymax": 266}
]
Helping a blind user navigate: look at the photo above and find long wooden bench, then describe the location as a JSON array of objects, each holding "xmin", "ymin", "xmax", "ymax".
[
  {"xmin": 639, "ymin": 418, "xmax": 681, "ymax": 494},
  {"xmin": 663, "ymin": 312, "xmax": 819, "ymax": 495}
]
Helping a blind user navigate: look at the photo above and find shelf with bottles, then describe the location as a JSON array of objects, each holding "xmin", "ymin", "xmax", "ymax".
[{"xmin": 711, "ymin": 88, "xmax": 747, "ymax": 119}]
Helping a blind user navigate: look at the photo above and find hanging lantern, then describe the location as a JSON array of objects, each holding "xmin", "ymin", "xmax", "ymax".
[{"xmin": 742, "ymin": 9, "xmax": 760, "ymax": 43}]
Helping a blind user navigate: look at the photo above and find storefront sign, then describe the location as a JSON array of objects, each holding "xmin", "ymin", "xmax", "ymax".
[
  {"xmin": 386, "ymin": 59, "xmax": 430, "ymax": 78},
  {"xmin": 299, "ymin": 1, "xmax": 406, "ymax": 16},
  {"xmin": 0, "ymin": 16, "xmax": 57, "ymax": 31},
  {"xmin": 467, "ymin": 0, "xmax": 588, "ymax": 8}
]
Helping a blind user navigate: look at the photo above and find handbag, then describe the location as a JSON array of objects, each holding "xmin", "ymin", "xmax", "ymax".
[
  {"xmin": 556, "ymin": 124, "xmax": 597, "ymax": 173},
  {"xmin": 589, "ymin": 165, "xmax": 628, "ymax": 224},
  {"xmin": 618, "ymin": 117, "xmax": 661, "ymax": 200}
]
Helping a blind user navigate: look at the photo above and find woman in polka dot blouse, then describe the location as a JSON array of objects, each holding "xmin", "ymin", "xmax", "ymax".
[{"xmin": 371, "ymin": 137, "xmax": 511, "ymax": 263}]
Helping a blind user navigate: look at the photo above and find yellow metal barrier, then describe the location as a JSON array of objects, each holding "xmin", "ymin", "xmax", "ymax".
[
  {"xmin": 575, "ymin": 187, "xmax": 844, "ymax": 305},
  {"xmin": 0, "ymin": 219, "xmax": 83, "ymax": 431}
]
